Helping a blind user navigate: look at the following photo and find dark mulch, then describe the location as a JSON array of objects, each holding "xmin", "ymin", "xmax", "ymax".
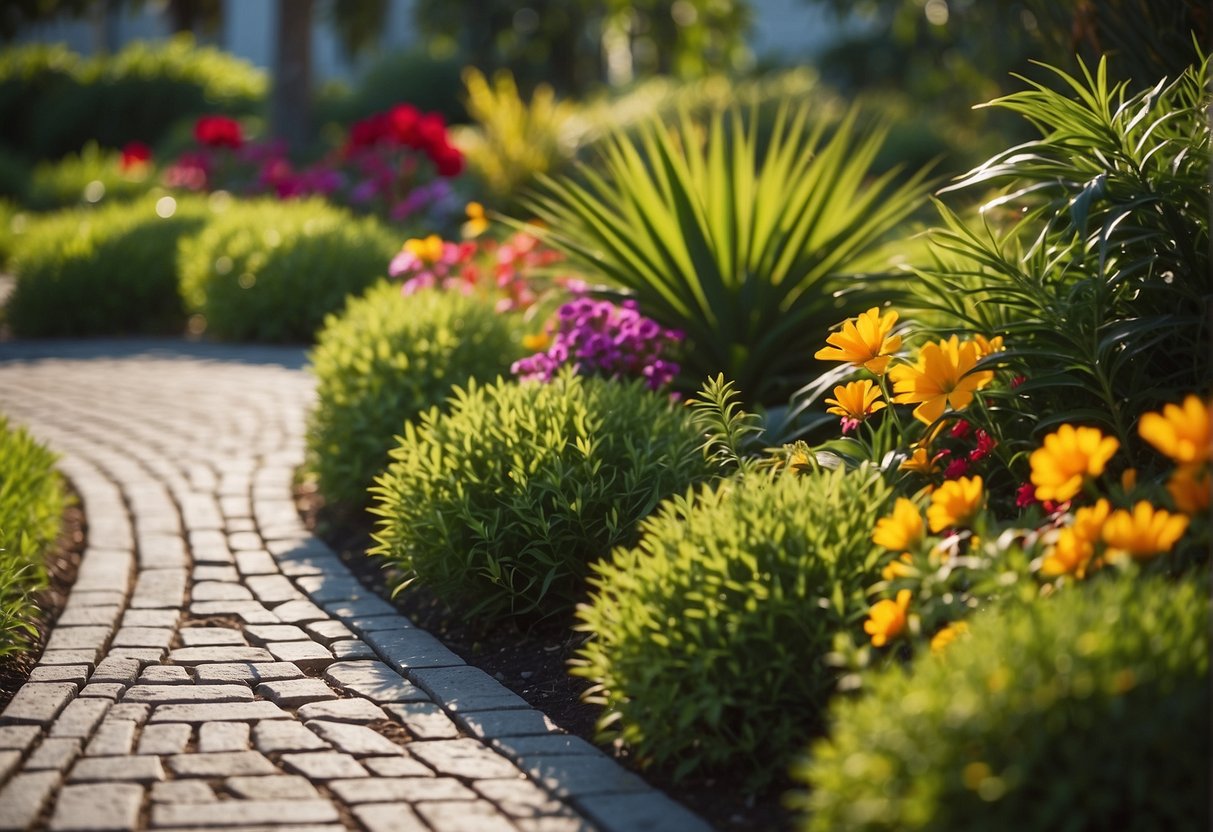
[{"xmin": 297, "ymin": 482, "xmax": 797, "ymax": 832}]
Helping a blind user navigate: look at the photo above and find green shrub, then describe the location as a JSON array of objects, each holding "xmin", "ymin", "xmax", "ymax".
[
  {"xmin": 7, "ymin": 194, "xmax": 214, "ymax": 337},
  {"xmin": 315, "ymin": 47, "xmax": 465, "ymax": 128},
  {"xmin": 178, "ymin": 198, "xmax": 398, "ymax": 343},
  {"xmin": 0, "ymin": 416, "xmax": 65, "ymax": 658},
  {"xmin": 25, "ymin": 143, "xmax": 156, "ymax": 211},
  {"xmin": 793, "ymin": 573, "xmax": 1211, "ymax": 831},
  {"xmin": 307, "ymin": 282, "xmax": 525, "ymax": 510},
  {"xmin": 572, "ymin": 464, "xmax": 893, "ymax": 790},
  {"xmin": 370, "ymin": 371, "xmax": 712, "ymax": 623},
  {"xmin": 0, "ymin": 36, "xmax": 265, "ymax": 161}
]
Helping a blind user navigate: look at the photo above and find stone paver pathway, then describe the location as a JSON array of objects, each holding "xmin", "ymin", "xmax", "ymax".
[{"xmin": 0, "ymin": 341, "xmax": 710, "ymax": 832}]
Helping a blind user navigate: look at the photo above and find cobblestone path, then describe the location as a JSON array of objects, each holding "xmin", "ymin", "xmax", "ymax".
[{"xmin": 0, "ymin": 341, "xmax": 709, "ymax": 832}]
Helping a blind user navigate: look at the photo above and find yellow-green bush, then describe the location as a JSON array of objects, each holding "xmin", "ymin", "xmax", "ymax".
[
  {"xmin": 370, "ymin": 371, "xmax": 712, "ymax": 624},
  {"xmin": 178, "ymin": 199, "xmax": 398, "ymax": 343},
  {"xmin": 573, "ymin": 465, "xmax": 893, "ymax": 790},
  {"xmin": 0, "ymin": 416, "xmax": 65, "ymax": 658},
  {"xmin": 7, "ymin": 194, "xmax": 214, "ymax": 336},
  {"xmin": 24, "ymin": 143, "xmax": 156, "ymax": 211},
  {"xmin": 793, "ymin": 573, "xmax": 1210, "ymax": 831},
  {"xmin": 307, "ymin": 282, "xmax": 525, "ymax": 510}
]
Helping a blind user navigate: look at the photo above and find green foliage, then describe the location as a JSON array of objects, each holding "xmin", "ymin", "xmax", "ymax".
[
  {"xmin": 369, "ymin": 371, "xmax": 712, "ymax": 623},
  {"xmin": 904, "ymin": 55, "xmax": 1210, "ymax": 462},
  {"xmin": 793, "ymin": 572, "xmax": 1211, "ymax": 831},
  {"xmin": 520, "ymin": 103, "xmax": 930, "ymax": 404},
  {"xmin": 315, "ymin": 48, "xmax": 466, "ymax": 128},
  {"xmin": 7, "ymin": 194, "xmax": 213, "ymax": 337},
  {"xmin": 24, "ymin": 143, "xmax": 155, "ymax": 211},
  {"xmin": 0, "ymin": 36, "xmax": 265, "ymax": 161},
  {"xmin": 686, "ymin": 374, "xmax": 766, "ymax": 474},
  {"xmin": 177, "ymin": 198, "xmax": 398, "ymax": 343},
  {"xmin": 0, "ymin": 416, "xmax": 65, "ymax": 658},
  {"xmin": 572, "ymin": 464, "xmax": 894, "ymax": 790},
  {"xmin": 307, "ymin": 282, "xmax": 525, "ymax": 511}
]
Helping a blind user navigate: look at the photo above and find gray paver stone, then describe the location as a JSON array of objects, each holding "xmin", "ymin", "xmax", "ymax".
[
  {"xmin": 344, "ymin": 615, "xmax": 415, "ymax": 636},
  {"xmin": 252, "ymin": 721, "xmax": 330, "ymax": 753},
  {"xmin": 0, "ymin": 770, "xmax": 60, "ymax": 830},
  {"xmin": 381, "ymin": 703, "xmax": 462, "ymax": 741},
  {"xmin": 167, "ymin": 750, "xmax": 277, "ymax": 778},
  {"xmin": 243, "ymin": 624, "xmax": 310, "ymax": 645},
  {"xmin": 351, "ymin": 804, "xmax": 429, "ymax": 832},
  {"xmin": 0, "ymin": 749, "xmax": 19, "ymax": 782},
  {"xmin": 48, "ymin": 782, "xmax": 144, "ymax": 831},
  {"xmin": 330, "ymin": 776, "xmax": 476, "ymax": 803},
  {"xmin": 52, "ymin": 698, "xmax": 115, "ymax": 744},
  {"xmin": 1, "ymin": 682, "xmax": 77, "ymax": 724},
  {"xmin": 474, "ymin": 778, "xmax": 574, "ymax": 819},
  {"xmin": 575, "ymin": 792, "xmax": 715, "ymax": 832},
  {"xmin": 295, "ymin": 698, "xmax": 386, "ymax": 724},
  {"xmin": 138, "ymin": 666, "xmax": 193, "ymax": 685},
  {"xmin": 150, "ymin": 800, "xmax": 340, "ymax": 828},
  {"xmin": 228, "ymin": 531, "xmax": 262, "ymax": 551},
  {"xmin": 303, "ymin": 621, "xmax": 353, "ymax": 644},
  {"xmin": 136, "ymin": 723, "xmax": 192, "ymax": 755},
  {"xmin": 29, "ymin": 665, "xmax": 90, "ymax": 685},
  {"xmin": 325, "ymin": 597, "xmax": 398, "ymax": 620},
  {"xmin": 323, "ymin": 661, "xmax": 428, "ymax": 704},
  {"xmin": 179, "ymin": 628, "xmax": 247, "ymax": 647},
  {"xmin": 168, "ymin": 647, "xmax": 275, "ymax": 665},
  {"xmin": 362, "ymin": 755, "xmax": 434, "ymax": 778},
  {"xmin": 31, "ymin": 650, "xmax": 99, "ymax": 669},
  {"xmin": 305, "ymin": 720, "xmax": 403, "ymax": 757},
  {"xmin": 234, "ymin": 550, "xmax": 279, "ymax": 576},
  {"xmin": 63, "ymin": 591, "xmax": 125, "ymax": 609},
  {"xmin": 0, "ymin": 724, "xmax": 41, "ymax": 751},
  {"xmin": 122, "ymin": 610, "xmax": 179, "ymax": 629},
  {"xmin": 245, "ymin": 575, "xmax": 302, "ymax": 604},
  {"xmin": 295, "ymin": 577, "xmax": 367, "ymax": 604},
  {"xmin": 198, "ymin": 721, "xmax": 252, "ymax": 752},
  {"xmin": 123, "ymin": 684, "xmax": 253, "ymax": 705},
  {"xmin": 268, "ymin": 600, "xmax": 328, "ymax": 624},
  {"xmin": 85, "ymin": 720, "xmax": 137, "ymax": 756},
  {"xmin": 78, "ymin": 683, "xmax": 126, "ymax": 699},
  {"xmin": 149, "ymin": 701, "xmax": 290, "ymax": 723},
  {"xmin": 522, "ymin": 755, "xmax": 649, "ymax": 798},
  {"xmin": 515, "ymin": 816, "xmax": 596, "ymax": 832},
  {"xmin": 130, "ymin": 569, "xmax": 187, "ymax": 609},
  {"xmin": 112, "ymin": 627, "xmax": 174, "ymax": 649},
  {"xmin": 225, "ymin": 774, "xmax": 322, "ymax": 800},
  {"xmin": 280, "ymin": 751, "xmax": 368, "ymax": 780},
  {"xmin": 329, "ymin": 640, "xmax": 377, "ymax": 660},
  {"xmin": 364, "ymin": 629, "xmax": 465, "ymax": 673},
  {"xmin": 108, "ymin": 647, "xmax": 167, "ymax": 663},
  {"xmin": 409, "ymin": 666, "xmax": 529, "ymax": 713},
  {"xmin": 90, "ymin": 657, "xmax": 142, "ymax": 684},
  {"xmin": 150, "ymin": 780, "xmax": 216, "ymax": 803},
  {"xmin": 416, "ymin": 800, "xmax": 518, "ymax": 832},
  {"xmin": 492, "ymin": 734, "xmax": 603, "ymax": 761},
  {"xmin": 57, "ymin": 605, "xmax": 122, "ymax": 627},
  {"xmin": 256, "ymin": 678, "xmax": 337, "ymax": 708},
  {"xmin": 68, "ymin": 754, "xmax": 165, "ymax": 783},
  {"xmin": 189, "ymin": 601, "xmax": 279, "ymax": 624},
  {"xmin": 265, "ymin": 640, "xmax": 334, "ymax": 669},
  {"xmin": 192, "ymin": 581, "xmax": 255, "ymax": 602},
  {"xmin": 193, "ymin": 565, "xmax": 239, "ymax": 582},
  {"xmin": 194, "ymin": 662, "xmax": 305, "ymax": 685},
  {"xmin": 455, "ymin": 709, "xmax": 560, "ymax": 740},
  {"xmin": 408, "ymin": 738, "xmax": 522, "ymax": 780},
  {"xmin": 106, "ymin": 703, "xmax": 150, "ymax": 724}
]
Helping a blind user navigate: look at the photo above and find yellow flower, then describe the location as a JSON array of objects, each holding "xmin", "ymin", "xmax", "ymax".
[
  {"xmin": 1028, "ymin": 425, "xmax": 1119, "ymax": 502},
  {"xmin": 1103, "ymin": 501, "xmax": 1190, "ymax": 561},
  {"xmin": 972, "ymin": 334, "xmax": 1005, "ymax": 359},
  {"xmin": 463, "ymin": 201, "xmax": 490, "ymax": 238},
  {"xmin": 864, "ymin": 589, "xmax": 912, "ymax": 648},
  {"xmin": 872, "ymin": 498, "xmax": 924, "ymax": 551},
  {"xmin": 1040, "ymin": 499, "xmax": 1111, "ymax": 579},
  {"xmin": 888, "ymin": 336, "xmax": 994, "ymax": 425},
  {"xmin": 930, "ymin": 620, "xmax": 969, "ymax": 654},
  {"xmin": 1167, "ymin": 464, "xmax": 1211, "ymax": 514},
  {"xmin": 881, "ymin": 553, "xmax": 916, "ymax": 581},
  {"xmin": 825, "ymin": 379, "xmax": 887, "ymax": 423},
  {"xmin": 900, "ymin": 444, "xmax": 941, "ymax": 474},
  {"xmin": 814, "ymin": 307, "xmax": 902, "ymax": 374},
  {"xmin": 927, "ymin": 475, "xmax": 984, "ymax": 532},
  {"xmin": 1138, "ymin": 394, "xmax": 1211, "ymax": 465},
  {"xmin": 521, "ymin": 331, "xmax": 551, "ymax": 352},
  {"xmin": 404, "ymin": 234, "xmax": 445, "ymax": 264}
]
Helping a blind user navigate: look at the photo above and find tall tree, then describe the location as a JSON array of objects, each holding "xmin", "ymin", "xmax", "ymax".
[{"xmin": 271, "ymin": 0, "xmax": 313, "ymax": 152}]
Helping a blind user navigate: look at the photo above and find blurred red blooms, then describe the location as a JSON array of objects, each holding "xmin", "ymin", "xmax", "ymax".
[
  {"xmin": 194, "ymin": 115, "xmax": 244, "ymax": 149},
  {"xmin": 119, "ymin": 141, "xmax": 152, "ymax": 171}
]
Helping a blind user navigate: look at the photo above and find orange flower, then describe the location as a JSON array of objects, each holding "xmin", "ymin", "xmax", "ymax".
[
  {"xmin": 1138, "ymin": 394, "xmax": 1211, "ymax": 465},
  {"xmin": 888, "ymin": 336, "xmax": 994, "ymax": 424},
  {"xmin": 1028, "ymin": 425, "xmax": 1119, "ymax": 502},
  {"xmin": 463, "ymin": 201, "xmax": 490, "ymax": 238},
  {"xmin": 1103, "ymin": 501, "xmax": 1190, "ymax": 561},
  {"xmin": 814, "ymin": 307, "xmax": 902, "ymax": 374},
  {"xmin": 881, "ymin": 553, "xmax": 916, "ymax": 581},
  {"xmin": 403, "ymin": 234, "xmax": 445, "ymax": 264},
  {"xmin": 1167, "ymin": 465, "xmax": 1211, "ymax": 514},
  {"xmin": 864, "ymin": 589, "xmax": 912, "ymax": 648},
  {"xmin": 522, "ymin": 331, "xmax": 551, "ymax": 352},
  {"xmin": 825, "ymin": 379, "xmax": 886, "ymax": 423},
  {"xmin": 927, "ymin": 475, "xmax": 984, "ymax": 532},
  {"xmin": 872, "ymin": 498, "xmax": 924, "ymax": 552},
  {"xmin": 972, "ymin": 334, "xmax": 1005, "ymax": 359},
  {"xmin": 1040, "ymin": 499, "xmax": 1111, "ymax": 579},
  {"xmin": 930, "ymin": 620, "xmax": 969, "ymax": 654}
]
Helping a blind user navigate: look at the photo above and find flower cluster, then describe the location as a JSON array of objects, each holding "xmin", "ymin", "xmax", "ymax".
[
  {"xmin": 119, "ymin": 141, "xmax": 152, "ymax": 174},
  {"xmin": 194, "ymin": 114, "xmax": 243, "ymax": 149},
  {"xmin": 512, "ymin": 298, "xmax": 683, "ymax": 391},
  {"xmin": 344, "ymin": 104, "xmax": 464, "ymax": 178},
  {"xmin": 388, "ymin": 221, "xmax": 567, "ymax": 314}
]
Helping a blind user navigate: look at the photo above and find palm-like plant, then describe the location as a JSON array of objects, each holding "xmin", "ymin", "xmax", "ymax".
[
  {"xmin": 904, "ymin": 52, "xmax": 1209, "ymax": 461},
  {"xmin": 517, "ymin": 104, "xmax": 931, "ymax": 404}
]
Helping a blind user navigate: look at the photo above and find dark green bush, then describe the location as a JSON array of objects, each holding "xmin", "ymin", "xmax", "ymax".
[
  {"xmin": 307, "ymin": 282, "xmax": 525, "ymax": 510},
  {"xmin": 177, "ymin": 198, "xmax": 398, "ymax": 343},
  {"xmin": 24, "ymin": 143, "xmax": 156, "ymax": 211},
  {"xmin": 369, "ymin": 371, "xmax": 712, "ymax": 623},
  {"xmin": 316, "ymin": 48, "xmax": 466, "ymax": 128},
  {"xmin": 0, "ymin": 416, "xmax": 65, "ymax": 658},
  {"xmin": 7, "ymin": 194, "xmax": 213, "ymax": 337},
  {"xmin": 0, "ymin": 36, "xmax": 265, "ymax": 161},
  {"xmin": 573, "ymin": 465, "xmax": 893, "ymax": 790},
  {"xmin": 793, "ymin": 573, "xmax": 1211, "ymax": 831}
]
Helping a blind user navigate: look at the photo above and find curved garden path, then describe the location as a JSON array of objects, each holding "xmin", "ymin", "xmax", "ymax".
[{"xmin": 0, "ymin": 340, "xmax": 709, "ymax": 832}]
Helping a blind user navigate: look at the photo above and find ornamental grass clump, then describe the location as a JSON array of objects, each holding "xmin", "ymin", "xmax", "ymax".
[
  {"xmin": 178, "ymin": 198, "xmax": 398, "ymax": 342},
  {"xmin": 307, "ymin": 281, "xmax": 524, "ymax": 511},
  {"xmin": 572, "ymin": 464, "xmax": 894, "ymax": 791},
  {"xmin": 369, "ymin": 371, "xmax": 711, "ymax": 624},
  {"xmin": 0, "ymin": 417, "xmax": 65, "ymax": 658},
  {"xmin": 792, "ymin": 573, "xmax": 1211, "ymax": 831}
]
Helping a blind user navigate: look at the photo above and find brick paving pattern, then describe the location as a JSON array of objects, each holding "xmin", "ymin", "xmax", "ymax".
[{"xmin": 0, "ymin": 341, "xmax": 711, "ymax": 832}]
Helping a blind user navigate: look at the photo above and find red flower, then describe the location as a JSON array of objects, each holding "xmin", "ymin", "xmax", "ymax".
[
  {"xmin": 950, "ymin": 419, "xmax": 971, "ymax": 439},
  {"xmin": 347, "ymin": 113, "xmax": 391, "ymax": 154},
  {"xmin": 119, "ymin": 141, "xmax": 151, "ymax": 171},
  {"xmin": 1015, "ymin": 482, "xmax": 1037, "ymax": 509},
  {"xmin": 430, "ymin": 141, "xmax": 465, "ymax": 177},
  {"xmin": 943, "ymin": 456, "xmax": 970, "ymax": 480},
  {"xmin": 415, "ymin": 113, "xmax": 448, "ymax": 151},
  {"xmin": 387, "ymin": 104, "xmax": 421, "ymax": 146},
  {"xmin": 194, "ymin": 115, "xmax": 244, "ymax": 149},
  {"xmin": 968, "ymin": 429, "xmax": 997, "ymax": 462}
]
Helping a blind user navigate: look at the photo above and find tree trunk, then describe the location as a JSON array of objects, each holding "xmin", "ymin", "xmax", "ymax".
[{"xmin": 271, "ymin": 0, "xmax": 313, "ymax": 153}]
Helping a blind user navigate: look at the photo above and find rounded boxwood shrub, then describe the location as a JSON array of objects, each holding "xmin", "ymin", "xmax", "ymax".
[
  {"xmin": 369, "ymin": 371, "xmax": 712, "ymax": 623},
  {"xmin": 307, "ymin": 282, "xmax": 525, "ymax": 510},
  {"xmin": 0, "ymin": 415, "xmax": 65, "ymax": 657},
  {"xmin": 793, "ymin": 573, "xmax": 1210, "ymax": 831},
  {"xmin": 7, "ymin": 194, "xmax": 213, "ymax": 336},
  {"xmin": 178, "ymin": 198, "xmax": 398, "ymax": 343},
  {"xmin": 572, "ymin": 464, "xmax": 894, "ymax": 791}
]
